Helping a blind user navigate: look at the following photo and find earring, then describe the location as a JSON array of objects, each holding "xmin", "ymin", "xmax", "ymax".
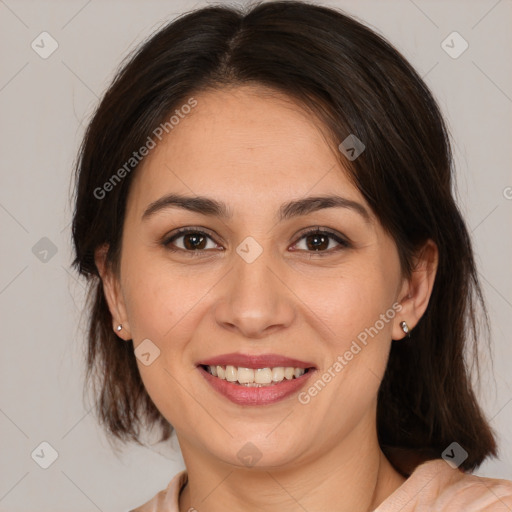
[
  {"xmin": 400, "ymin": 321, "xmax": 411, "ymax": 338},
  {"xmin": 116, "ymin": 324, "xmax": 122, "ymax": 332}
]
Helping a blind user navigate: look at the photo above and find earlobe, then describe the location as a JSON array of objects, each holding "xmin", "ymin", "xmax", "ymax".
[
  {"xmin": 94, "ymin": 244, "xmax": 132, "ymax": 340},
  {"xmin": 392, "ymin": 239, "xmax": 439, "ymax": 340}
]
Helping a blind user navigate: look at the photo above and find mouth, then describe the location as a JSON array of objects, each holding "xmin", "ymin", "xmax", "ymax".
[
  {"xmin": 196, "ymin": 353, "xmax": 317, "ymax": 405},
  {"xmin": 200, "ymin": 364, "xmax": 313, "ymax": 387}
]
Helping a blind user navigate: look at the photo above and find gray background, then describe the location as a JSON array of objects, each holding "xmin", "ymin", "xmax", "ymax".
[{"xmin": 0, "ymin": 0, "xmax": 511, "ymax": 510}]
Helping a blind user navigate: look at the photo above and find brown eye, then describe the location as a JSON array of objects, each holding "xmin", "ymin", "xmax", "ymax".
[
  {"xmin": 292, "ymin": 228, "xmax": 350, "ymax": 253},
  {"xmin": 181, "ymin": 232, "xmax": 207, "ymax": 250},
  {"xmin": 164, "ymin": 229, "xmax": 220, "ymax": 252},
  {"xmin": 304, "ymin": 233, "xmax": 330, "ymax": 251}
]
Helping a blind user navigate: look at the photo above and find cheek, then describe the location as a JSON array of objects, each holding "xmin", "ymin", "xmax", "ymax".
[
  {"xmin": 296, "ymin": 261, "xmax": 396, "ymax": 347},
  {"xmin": 296, "ymin": 262, "xmax": 399, "ymax": 412},
  {"xmin": 120, "ymin": 257, "xmax": 208, "ymax": 428},
  {"xmin": 122, "ymin": 275, "xmax": 171, "ymax": 340},
  {"xmin": 299, "ymin": 270, "xmax": 396, "ymax": 418},
  {"xmin": 121, "ymin": 253, "xmax": 207, "ymax": 341}
]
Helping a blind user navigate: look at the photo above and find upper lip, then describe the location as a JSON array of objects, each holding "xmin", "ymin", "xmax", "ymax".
[{"xmin": 197, "ymin": 353, "xmax": 316, "ymax": 369}]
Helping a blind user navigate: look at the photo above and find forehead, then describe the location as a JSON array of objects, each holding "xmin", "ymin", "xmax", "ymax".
[{"xmin": 127, "ymin": 85, "xmax": 369, "ymax": 220}]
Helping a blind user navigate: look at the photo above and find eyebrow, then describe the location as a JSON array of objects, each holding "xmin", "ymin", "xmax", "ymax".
[{"xmin": 141, "ymin": 193, "xmax": 372, "ymax": 223}]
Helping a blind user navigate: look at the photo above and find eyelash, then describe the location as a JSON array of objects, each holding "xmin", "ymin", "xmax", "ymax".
[{"xmin": 161, "ymin": 226, "xmax": 350, "ymax": 257}]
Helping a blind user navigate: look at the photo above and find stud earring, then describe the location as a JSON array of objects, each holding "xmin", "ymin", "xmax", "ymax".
[
  {"xmin": 400, "ymin": 321, "xmax": 411, "ymax": 338},
  {"xmin": 116, "ymin": 324, "xmax": 122, "ymax": 332}
]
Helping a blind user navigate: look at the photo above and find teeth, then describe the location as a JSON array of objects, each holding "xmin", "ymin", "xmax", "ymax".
[
  {"xmin": 255, "ymin": 368, "xmax": 272, "ymax": 384},
  {"xmin": 272, "ymin": 367, "xmax": 285, "ymax": 382},
  {"xmin": 225, "ymin": 365, "xmax": 237, "ymax": 382},
  {"xmin": 237, "ymin": 367, "xmax": 254, "ymax": 384},
  {"xmin": 284, "ymin": 367, "xmax": 295, "ymax": 380},
  {"xmin": 204, "ymin": 365, "xmax": 308, "ymax": 386}
]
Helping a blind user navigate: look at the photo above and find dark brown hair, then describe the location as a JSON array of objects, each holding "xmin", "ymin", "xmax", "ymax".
[{"xmin": 71, "ymin": 0, "xmax": 497, "ymax": 470}]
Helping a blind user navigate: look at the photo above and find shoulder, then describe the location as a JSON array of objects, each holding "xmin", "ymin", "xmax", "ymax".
[
  {"xmin": 376, "ymin": 459, "xmax": 512, "ymax": 512},
  {"xmin": 129, "ymin": 469, "xmax": 188, "ymax": 512},
  {"xmin": 431, "ymin": 462, "xmax": 512, "ymax": 512}
]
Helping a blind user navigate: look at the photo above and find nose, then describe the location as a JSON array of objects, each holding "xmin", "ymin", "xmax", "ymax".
[{"xmin": 214, "ymin": 245, "xmax": 296, "ymax": 339}]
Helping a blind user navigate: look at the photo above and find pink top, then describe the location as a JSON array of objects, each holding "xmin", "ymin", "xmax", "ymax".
[{"xmin": 130, "ymin": 459, "xmax": 512, "ymax": 511}]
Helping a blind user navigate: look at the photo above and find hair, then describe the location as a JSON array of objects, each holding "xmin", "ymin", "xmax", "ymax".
[{"xmin": 71, "ymin": 0, "xmax": 497, "ymax": 471}]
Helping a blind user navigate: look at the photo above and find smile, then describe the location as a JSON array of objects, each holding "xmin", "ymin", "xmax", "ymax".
[
  {"xmin": 202, "ymin": 364, "xmax": 310, "ymax": 386},
  {"xmin": 196, "ymin": 353, "xmax": 317, "ymax": 405}
]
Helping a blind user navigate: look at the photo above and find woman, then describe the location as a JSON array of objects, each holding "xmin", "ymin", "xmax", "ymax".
[{"xmin": 71, "ymin": 1, "xmax": 512, "ymax": 510}]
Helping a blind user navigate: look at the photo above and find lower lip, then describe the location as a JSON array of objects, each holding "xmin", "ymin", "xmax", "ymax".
[{"xmin": 198, "ymin": 366, "xmax": 316, "ymax": 406}]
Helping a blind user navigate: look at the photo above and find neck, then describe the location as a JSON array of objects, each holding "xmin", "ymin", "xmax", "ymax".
[{"xmin": 177, "ymin": 420, "xmax": 406, "ymax": 512}]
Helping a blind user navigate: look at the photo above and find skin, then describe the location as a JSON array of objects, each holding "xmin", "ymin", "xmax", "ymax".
[
  {"xmin": 374, "ymin": 459, "xmax": 512, "ymax": 511},
  {"xmin": 96, "ymin": 85, "xmax": 440, "ymax": 512}
]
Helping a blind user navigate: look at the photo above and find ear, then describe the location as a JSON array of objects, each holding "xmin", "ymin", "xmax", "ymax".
[
  {"xmin": 392, "ymin": 239, "xmax": 438, "ymax": 340},
  {"xmin": 94, "ymin": 244, "xmax": 132, "ymax": 340}
]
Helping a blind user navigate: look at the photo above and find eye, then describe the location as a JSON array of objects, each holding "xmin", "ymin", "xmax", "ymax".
[
  {"xmin": 162, "ymin": 226, "xmax": 350, "ymax": 256},
  {"xmin": 291, "ymin": 227, "xmax": 350, "ymax": 254},
  {"xmin": 163, "ymin": 228, "xmax": 222, "ymax": 253}
]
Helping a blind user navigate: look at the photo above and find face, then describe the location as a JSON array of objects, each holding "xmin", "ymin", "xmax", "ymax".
[{"xmin": 99, "ymin": 85, "xmax": 429, "ymax": 470}]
